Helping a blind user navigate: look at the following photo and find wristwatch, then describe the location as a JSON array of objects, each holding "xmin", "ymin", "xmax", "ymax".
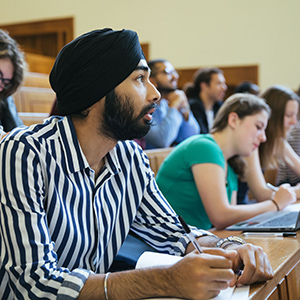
[{"xmin": 216, "ymin": 236, "xmax": 246, "ymax": 249}]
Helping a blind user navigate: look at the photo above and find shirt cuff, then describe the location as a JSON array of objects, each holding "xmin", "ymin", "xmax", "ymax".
[
  {"xmin": 57, "ymin": 268, "xmax": 92, "ymax": 300},
  {"xmin": 173, "ymin": 228, "xmax": 215, "ymax": 256}
]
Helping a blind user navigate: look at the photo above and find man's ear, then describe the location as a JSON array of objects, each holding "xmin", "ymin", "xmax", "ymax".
[
  {"xmin": 228, "ymin": 112, "xmax": 240, "ymax": 129},
  {"xmin": 200, "ymin": 81, "xmax": 208, "ymax": 92}
]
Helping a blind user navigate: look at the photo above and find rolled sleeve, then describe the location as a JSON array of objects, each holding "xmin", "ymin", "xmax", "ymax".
[
  {"xmin": 57, "ymin": 269, "xmax": 91, "ymax": 300},
  {"xmin": 131, "ymin": 171, "xmax": 213, "ymax": 256}
]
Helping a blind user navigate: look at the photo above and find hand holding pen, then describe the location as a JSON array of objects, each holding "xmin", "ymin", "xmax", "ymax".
[
  {"xmin": 178, "ymin": 215, "xmax": 203, "ymax": 253},
  {"xmin": 179, "ymin": 215, "xmax": 247, "ymax": 286},
  {"xmin": 267, "ymin": 182, "xmax": 296, "ymax": 210}
]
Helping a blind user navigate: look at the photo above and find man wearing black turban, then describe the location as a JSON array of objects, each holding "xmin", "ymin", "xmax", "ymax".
[{"xmin": 0, "ymin": 28, "xmax": 273, "ymax": 300}]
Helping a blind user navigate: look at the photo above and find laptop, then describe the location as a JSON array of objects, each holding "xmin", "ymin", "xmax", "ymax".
[{"xmin": 226, "ymin": 209, "xmax": 300, "ymax": 232}]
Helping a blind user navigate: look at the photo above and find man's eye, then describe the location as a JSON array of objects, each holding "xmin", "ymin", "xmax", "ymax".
[{"xmin": 137, "ymin": 75, "xmax": 144, "ymax": 82}]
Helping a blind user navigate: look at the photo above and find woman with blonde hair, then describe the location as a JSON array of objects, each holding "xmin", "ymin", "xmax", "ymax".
[
  {"xmin": 241, "ymin": 85, "xmax": 300, "ymax": 203},
  {"xmin": 156, "ymin": 93, "xmax": 296, "ymax": 230}
]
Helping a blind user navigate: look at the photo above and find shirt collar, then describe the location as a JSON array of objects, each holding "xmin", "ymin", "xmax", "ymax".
[{"xmin": 58, "ymin": 116, "xmax": 121, "ymax": 176}]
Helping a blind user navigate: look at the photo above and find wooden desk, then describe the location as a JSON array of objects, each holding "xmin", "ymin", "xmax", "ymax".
[{"xmin": 211, "ymin": 229, "xmax": 300, "ymax": 300}]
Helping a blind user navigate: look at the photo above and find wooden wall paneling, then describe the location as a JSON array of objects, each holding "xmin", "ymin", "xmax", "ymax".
[
  {"xmin": 177, "ymin": 65, "xmax": 258, "ymax": 99},
  {"xmin": 141, "ymin": 43, "xmax": 149, "ymax": 61},
  {"xmin": 13, "ymin": 91, "xmax": 24, "ymax": 112},
  {"xmin": 0, "ymin": 17, "xmax": 74, "ymax": 57},
  {"xmin": 22, "ymin": 72, "xmax": 51, "ymax": 88},
  {"xmin": 18, "ymin": 112, "xmax": 49, "ymax": 126},
  {"xmin": 24, "ymin": 53, "xmax": 56, "ymax": 74},
  {"xmin": 144, "ymin": 148, "xmax": 173, "ymax": 175},
  {"xmin": 14, "ymin": 86, "xmax": 55, "ymax": 113}
]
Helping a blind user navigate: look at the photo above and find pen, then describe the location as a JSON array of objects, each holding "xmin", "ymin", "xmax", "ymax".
[
  {"xmin": 266, "ymin": 183, "xmax": 279, "ymax": 191},
  {"xmin": 243, "ymin": 232, "xmax": 296, "ymax": 237},
  {"xmin": 178, "ymin": 215, "xmax": 203, "ymax": 253}
]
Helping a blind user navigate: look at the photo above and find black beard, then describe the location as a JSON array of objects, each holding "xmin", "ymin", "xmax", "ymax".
[
  {"xmin": 101, "ymin": 89, "xmax": 157, "ymax": 141},
  {"xmin": 156, "ymin": 86, "xmax": 177, "ymax": 94}
]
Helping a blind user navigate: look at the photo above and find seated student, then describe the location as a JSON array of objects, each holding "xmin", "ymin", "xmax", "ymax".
[
  {"xmin": 156, "ymin": 93, "xmax": 296, "ymax": 230},
  {"xmin": 234, "ymin": 81, "xmax": 260, "ymax": 95},
  {"xmin": 234, "ymin": 81, "xmax": 261, "ymax": 204},
  {"xmin": 144, "ymin": 59, "xmax": 200, "ymax": 149},
  {"xmin": 0, "ymin": 29, "xmax": 25, "ymax": 138},
  {"xmin": 186, "ymin": 67, "xmax": 227, "ymax": 134},
  {"xmin": 241, "ymin": 85, "xmax": 300, "ymax": 203},
  {"xmin": 0, "ymin": 28, "xmax": 273, "ymax": 299},
  {"xmin": 276, "ymin": 85, "xmax": 300, "ymax": 187},
  {"xmin": 276, "ymin": 121, "xmax": 300, "ymax": 186}
]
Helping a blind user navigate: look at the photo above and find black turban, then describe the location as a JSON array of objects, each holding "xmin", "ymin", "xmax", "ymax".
[{"xmin": 50, "ymin": 28, "xmax": 144, "ymax": 115}]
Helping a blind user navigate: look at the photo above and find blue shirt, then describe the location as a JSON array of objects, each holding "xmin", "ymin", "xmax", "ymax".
[
  {"xmin": 145, "ymin": 98, "xmax": 200, "ymax": 149},
  {"xmin": 0, "ymin": 116, "xmax": 210, "ymax": 299}
]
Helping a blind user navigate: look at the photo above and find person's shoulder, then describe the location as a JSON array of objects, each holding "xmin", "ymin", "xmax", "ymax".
[
  {"xmin": 116, "ymin": 140, "xmax": 147, "ymax": 160},
  {"xmin": 116, "ymin": 140, "xmax": 152, "ymax": 173},
  {"xmin": 189, "ymin": 97, "xmax": 203, "ymax": 106},
  {"xmin": 158, "ymin": 98, "xmax": 169, "ymax": 108},
  {"xmin": 172, "ymin": 134, "xmax": 215, "ymax": 155},
  {"xmin": 187, "ymin": 134, "xmax": 216, "ymax": 147},
  {"xmin": 2, "ymin": 116, "xmax": 62, "ymax": 145}
]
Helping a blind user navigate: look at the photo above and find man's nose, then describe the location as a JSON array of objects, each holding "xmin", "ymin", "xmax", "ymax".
[{"xmin": 149, "ymin": 82, "xmax": 161, "ymax": 103}]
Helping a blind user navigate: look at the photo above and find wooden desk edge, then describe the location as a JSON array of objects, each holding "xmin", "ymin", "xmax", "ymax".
[{"xmin": 210, "ymin": 228, "xmax": 300, "ymax": 299}]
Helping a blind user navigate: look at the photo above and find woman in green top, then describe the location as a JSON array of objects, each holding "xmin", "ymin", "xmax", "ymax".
[{"xmin": 156, "ymin": 93, "xmax": 296, "ymax": 230}]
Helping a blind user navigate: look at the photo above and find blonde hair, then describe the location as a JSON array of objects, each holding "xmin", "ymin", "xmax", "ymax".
[
  {"xmin": 211, "ymin": 93, "xmax": 270, "ymax": 179},
  {"xmin": 259, "ymin": 85, "xmax": 300, "ymax": 169}
]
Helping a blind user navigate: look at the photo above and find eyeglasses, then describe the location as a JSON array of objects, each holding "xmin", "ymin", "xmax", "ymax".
[
  {"xmin": 0, "ymin": 70, "xmax": 13, "ymax": 90},
  {"xmin": 152, "ymin": 68, "xmax": 179, "ymax": 77}
]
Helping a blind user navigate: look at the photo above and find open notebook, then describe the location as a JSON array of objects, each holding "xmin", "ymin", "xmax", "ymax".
[{"xmin": 136, "ymin": 252, "xmax": 249, "ymax": 300}]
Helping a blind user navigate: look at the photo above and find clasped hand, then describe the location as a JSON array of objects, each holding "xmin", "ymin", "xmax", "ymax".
[{"xmin": 167, "ymin": 244, "xmax": 273, "ymax": 300}]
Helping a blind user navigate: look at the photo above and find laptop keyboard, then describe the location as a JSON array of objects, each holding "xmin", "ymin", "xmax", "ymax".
[{"xmin": 262, "ymin": 212, "xmax": 298, "ymax": 227}]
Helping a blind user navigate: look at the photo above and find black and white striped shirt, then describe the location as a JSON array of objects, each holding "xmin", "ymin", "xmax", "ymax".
[{"xmin": 0, "ymin": 116, "xmax": 209, "ymax": 299}]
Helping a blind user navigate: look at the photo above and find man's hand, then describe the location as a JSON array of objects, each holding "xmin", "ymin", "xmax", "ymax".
[
  {"xmin": 167, "ymin": 251, "xmax": 237, "ymax": 299},
  {"xmin": 167, "ymin": 90, "xmax": 190, "ymax": 121},
  {"xmin": 223, "ymin": 243, "xmax": 274, "ymax": 286}
]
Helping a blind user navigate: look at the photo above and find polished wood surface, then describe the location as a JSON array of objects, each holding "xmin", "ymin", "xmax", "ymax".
[
  {"xmin": 144, "ymin": 147, "xmax": 173, "ymax": 175},
  {"xmin": 211, "ymin": 228, "xmax": 300, "ymax": 300}
]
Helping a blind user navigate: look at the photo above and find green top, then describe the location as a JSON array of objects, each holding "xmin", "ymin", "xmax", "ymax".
[{"xmin": 156, "ymin": 134, "xmax": 238, "ymax": 230}]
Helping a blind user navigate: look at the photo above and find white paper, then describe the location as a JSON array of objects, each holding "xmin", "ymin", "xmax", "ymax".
[
  {"xmin": 231, "ymin": 285, "xmax": 249, "ymax": 300},
  {"xmin": 283, "ymin": 202, "xmax": 300, "ymax": 212},
  {"xmin": 136, "ymin": 251, "xmax": 182, "ymax": 269},
  {"xmin": 137, "ymin": 252, "xmax": 249, "ymax": 300}
]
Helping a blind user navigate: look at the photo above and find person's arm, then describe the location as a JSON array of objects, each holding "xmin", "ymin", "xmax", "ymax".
[
  {"xmin": 176, "ymin": 111, "xmax": 200, "ymax": 144},
  {"xmin": 245, "ymin": 148, "xmax": 299, "ymax": 201},
  {"xmin": 144, "ymin": 100, "xmax": 183, "ymax": 148},
  {"xmin": 243, "ymin": 149, "xmax": 274, "ymax": 201},
  {"xmin": 191, "ymin": 162, "xmax": 296, "ymax": 230},
  {"xmin": 1, "ymin": 96, "xmax": 24, "ymax": 131},
  {"xmin": 0, "ymin": 138, "xmax": 90, "ymax": 299},
  {"xmin": 283, "ymin": 140, "xmax": 300, "ymax": 198},
  {"xmin": 0, "ymin": 125, "xmax": 5, "ymax": 140},
  {"xmin": 79, "ymin": 250, "xmax": 237, "ymax": 300}
]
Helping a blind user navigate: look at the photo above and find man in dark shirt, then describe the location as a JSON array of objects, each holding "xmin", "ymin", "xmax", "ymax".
[{"xmin": 186, "ymin": 67, "xmax": 227, "ymax": 133}]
